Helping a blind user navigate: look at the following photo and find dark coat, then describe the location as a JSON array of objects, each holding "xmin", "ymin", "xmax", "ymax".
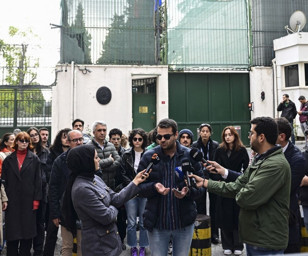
[
  {"xmin": 284, "ymin": 142, "xmax": 306, "ymax": 246},
  {"xmin": 214, "ymin": 146, "xmax": 249, "ymax": 230},
  {"xmin": 277, "ymin": 100, "xmax": 297, "ymax": 123},
  {"xmin": 72, "ymin": 176, "xmax": 140, "ymax": 256},
  {"xmin": 137, "ymin": 141, "xmax": 205, "ymax": 231},
  {"xmin": 48, "ymin": 150, "xmax": 71, "ymax": 222},
  {"xmin": 2, "ymin": 150, "xmax": 42, "ymax": 241},
  {"xmin": 121, "ymin": 148, "xmax": 144, "ymax": 187}
]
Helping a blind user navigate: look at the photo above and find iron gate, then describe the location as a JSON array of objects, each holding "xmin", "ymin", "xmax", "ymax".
[{"xmin": 0, "ymin": 85, "xmax": 52, "ymax": 135}]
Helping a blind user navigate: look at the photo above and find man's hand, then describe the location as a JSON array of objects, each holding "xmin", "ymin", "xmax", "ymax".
[
  {"xmin": 206, "ymin": 161, "xmax": 225, "ymax": 175},
  {"xmin": 52, "ymin": 218, "xmax": 60, "ymax": 227},
  {"xmin": 298, "ymin": 111, "xmax": 303, "ymax": 115},
  {"xmin": 2, "ymin": 202, "xmax": 7, "ymax": 211},
  {"xmin": 172, "ymin": 187, "xmax": 189, "ymax": 199},
  {"xmin": 188, "ymin": 174, "xmax": 208, "ymax": 188},
  {"xmin": 155, "ymin": 183, "xmax": 170, "ymax": 195},
  {"xmin": 109, "ymin": 154, "xmax": 114, "ymax": 162}
]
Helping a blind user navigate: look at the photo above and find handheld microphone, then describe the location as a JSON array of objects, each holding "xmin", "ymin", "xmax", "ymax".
[
  {"xmin": 181, "ymin": 159, "xmax": 197, "ymax": 188},
  {"xmin": 145, "ymin": 153, "xmax": 160, "ymax": 174},
  {"xmin": 189, "ymin": 148, "xmax": 216, "ymax": 172}
]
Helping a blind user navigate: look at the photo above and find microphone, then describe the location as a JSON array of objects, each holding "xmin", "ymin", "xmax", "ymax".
[
  {"xmin": 145, "ymin": 153, "xmax": 160, "ymax": 174},
  {"xmin": 189, "ymin": 148, "xmax": 216, "ymax": 172},
  {"xmin": 181, "ymin": 159, "xmax": 197, "ymax": 188}
]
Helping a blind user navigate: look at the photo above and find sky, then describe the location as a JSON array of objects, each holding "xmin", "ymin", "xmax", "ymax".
[{"xmin": 0, "ymin": 0, "xmax": 61, "ymax": 85}]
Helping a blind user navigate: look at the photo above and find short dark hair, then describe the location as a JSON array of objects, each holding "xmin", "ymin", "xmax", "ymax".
[
  {"xmin": 109, "ymin": 128, "xmax": 123, "ymax": 138},
  {"xmin": 283, "ymin": 94, "xmax": 289, "ymax": 98},
  {"xmin": 276, "ymin": 117, "xmax": 292, "ymax": 141},
  {"xmin": 147, "ymin": 127, "xmax": 158, "ymax": 144},
  {"xmin": 39, "ymin": 127, "xmax": 49, "ymax": 133},
  {"xmin": 72, "ymin": 118, "xmax": 84, "ymax": 127},
  {"xmin": 157, "ymin": 118, "xmax": 178, "ymax": 134},
  {"xmin": 299, "ymin": 95, "xmax": 306, "ymax": 101},
  {"xmin": 128, "ymin": 128, "xmax": 148, "ymax": 149},
  {"xmin": 250, "ymin": 117, "xmax": 278, "ymax": 145}
]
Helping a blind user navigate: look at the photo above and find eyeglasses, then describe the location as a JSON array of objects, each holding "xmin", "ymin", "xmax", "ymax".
[
  {"xmin": 19, "ymin": 139, "xmax": 29, "ymax": 143},
  {"xmin": 70, "ymin": 137, "xmax": 84, "ymax": 143},
  {"xmin": 30, "ymin": 133, "xmax": 39, "ymax": 138},
  {"xmin": 133, "ymin": 137, "xmax": 143, "ymax": 142},
  {"xmin": 156, "ymin": 134, "xmax": 174, "ymax": 140}
]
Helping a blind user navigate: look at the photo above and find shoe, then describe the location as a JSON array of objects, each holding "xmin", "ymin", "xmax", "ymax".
[
  {"xmin": 234, "ymin": 250, "xmax": 242, "ymax": 255},
  {"xmin": 211, "ymin": 235, "xmax": 219, "ymax": 244},
  {"xmin": 168, "ymin": 241, "xmax": 173, "ymax": 254},
  {"xmin": 131, "ymin": 247, "xmax": 138, "ymax": 256},
  {"xmin": 139, "ymin": 247, "xmax": 146, "ymax": 256},
  {"xmin": 223, "ymin": 249, "xmax": 232, "ymax": 255}
]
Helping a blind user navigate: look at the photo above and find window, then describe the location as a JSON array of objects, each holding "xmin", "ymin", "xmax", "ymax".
[
  {"xmin": 305, "ymin": 64, "xmax": 308, "ymax": 86},
  {"xmin": 285, "ymin": 65, "xmax": 299, "ymax": 87}
]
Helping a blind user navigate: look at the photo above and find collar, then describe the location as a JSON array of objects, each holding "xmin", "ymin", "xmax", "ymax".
[
  {"xmin": 282, "ymin": 142, "xmax": 289, "ymax": 153},
  {"xmin": 255, "ymin": 145, "xmax": 281, "ymax": 162}
]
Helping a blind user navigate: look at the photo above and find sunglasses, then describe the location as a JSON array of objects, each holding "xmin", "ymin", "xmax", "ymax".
[
  {"xmin": 19, "ymin": 139, "xmax": 29, "ymax": 143},
  {"xmin": 133, "ymin": 137, "xmax": 143, "ymax": 142},
  {"xmin": 156, "ymin": 134, "xmax": 174, "ymax": 140}
]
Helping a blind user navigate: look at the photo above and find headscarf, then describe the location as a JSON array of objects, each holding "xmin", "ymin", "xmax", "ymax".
[
  {"xmin": 62, "ymin": 145, "xmax": 96, "ymax": 235},
  {"xmin": 67, "ymin": 144, "xmax": 96, "ymax": 179}
]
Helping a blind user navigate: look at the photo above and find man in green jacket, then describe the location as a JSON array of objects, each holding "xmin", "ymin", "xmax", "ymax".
[{"xmin": 191, "ymin": 117, "xmax": 291, "ymax": 256}]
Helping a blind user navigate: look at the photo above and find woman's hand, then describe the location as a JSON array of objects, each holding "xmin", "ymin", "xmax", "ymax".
[{"xmin": 132, "ymin": 170, "xmax": 150, "ymax": 186}]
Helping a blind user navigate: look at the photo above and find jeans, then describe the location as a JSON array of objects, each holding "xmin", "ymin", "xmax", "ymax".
[
  {"xmin": 303, "ymin": 205, "xmax": 308, "ymax": 232},
  {"xmin": 147, "ymin": 224, "xmax": 194, "ymax": 256},
  {"xmin": 124, "ymin": 197, "xmax": 148, "ymax": 247},
  {"xmin": 246, "ymin": 244, "xmax": 284, "ymax": 256}
]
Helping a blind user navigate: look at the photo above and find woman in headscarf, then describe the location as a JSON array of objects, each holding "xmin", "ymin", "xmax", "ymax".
[
  {"xmin": 65, "ymin": 145, "xmax": 148, "ymax": 256},
  {"xmin": 2, "ymin": 132, "xmax": 42, "ymax": 256}
]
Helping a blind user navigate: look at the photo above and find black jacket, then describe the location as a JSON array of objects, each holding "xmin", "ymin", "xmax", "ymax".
[
  {"xmin": 2, "ymin": 150, "xmax": 42, "ymax": 241},
  {"xmin": 214, "ymin": 146, "xmax": 249, "ymax": 230},
  {"xmin": 285, "ymin": 143, "xmax": 306, "ymax": 245},
  {"xmin": 138, "ymin": 141, "xmax": 204, "ymax": 231},
  {"xmin": 277, "ymin": 100, "xmax": 297, "ymax": 123},
  {"xmin": 121, "ymin": 148, "xmax": 144, "ymax": 187},
  {"xmin": 48, "ymin": 150, "xmax": 71, "ymax": 222}
]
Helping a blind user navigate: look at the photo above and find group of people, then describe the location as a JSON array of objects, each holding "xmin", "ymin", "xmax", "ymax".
[{"xmin": 0, "ymin": 114, "xmax": 307, "ymax": 256}]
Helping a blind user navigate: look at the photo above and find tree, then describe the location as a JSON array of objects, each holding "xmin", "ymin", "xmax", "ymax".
[
  {"xmin": 0, "ymin": 26, "xmax": 39, "ymax": 86},
  {"xmin": 0, "ymin": 26, "xmax": 45, "ymax": 118}
]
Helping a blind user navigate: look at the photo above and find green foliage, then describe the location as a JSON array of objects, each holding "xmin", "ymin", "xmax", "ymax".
[{"xmin": 0, "ymin": 26, "xmax": 39, "ymax": 86}]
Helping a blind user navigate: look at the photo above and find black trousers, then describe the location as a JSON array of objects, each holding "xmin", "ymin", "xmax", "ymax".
[
  {"xmin": 33, "ymin": 202, "xmax": 47, "ymax": 255},
  {"xmin": 42, "ymin": 218, "xmax": 58, "ymax": 256},
  {"xmin": 117, "ymin": 206, "xmax": 127, "ymax": 242},
  {"xmin": 7, "ymin": 239, "xmax": 32, "ymax": 256},
  {"xmin": 209, "ymin": 192, "xmax": 219, "ymax": 237},
  {"xmin": 221, "ymin": 229, "xmax": 243, "ymax": 251}
]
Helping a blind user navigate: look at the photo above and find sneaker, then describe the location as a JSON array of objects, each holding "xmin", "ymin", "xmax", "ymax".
[
  {"xmin": 131, "ymin": 247, "xmax": 138, "ymax": 256},
  {"xmin": 139, "ymin": 247, "xmax": 146, "ymax": 256},
  {"xmin": 234, "ymin": 250, "xmax": 242, "ymax": 255},
  {"xmin": 168, "ymin": 241, "xmax": 173, "ymax": 254},
  {"xmin": 223, "ymin": 249, "xmax": 232, "ymax": 255}
]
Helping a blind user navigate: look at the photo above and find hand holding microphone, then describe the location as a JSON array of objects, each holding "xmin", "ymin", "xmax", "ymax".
[
  {"xmin": 181, "ymin": 159, "xmax": 197, "ymax": 188},
  {"xmin": 141, "ymin": 153, "xmax": 160, "ymax": 179},
  {"xmin": 189, "ymin": 148, "xmax": 217, "ymax": 173}
]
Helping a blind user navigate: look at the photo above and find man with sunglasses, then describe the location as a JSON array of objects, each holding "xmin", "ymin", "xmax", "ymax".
[
  {"xmin": 137, "ymin": 118, "xmax": 204, "ymax": 256},
  {"xmin": 48, "ymin": 130, "xmax": 84, "ymax": 256},
  {"xmin": 87, "ymin": 121, "xmax": 121, "ymax": 190}
]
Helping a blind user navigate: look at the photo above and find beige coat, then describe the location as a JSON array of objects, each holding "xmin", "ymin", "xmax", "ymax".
[{"xmin": 0, "ymin": 183, "xmax": 8, "ymax": 246}]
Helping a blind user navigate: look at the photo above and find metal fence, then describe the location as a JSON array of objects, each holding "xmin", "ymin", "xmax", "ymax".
[{"xmin": 0, "ymin": 86, "xmax": 52, "ymax": 129}]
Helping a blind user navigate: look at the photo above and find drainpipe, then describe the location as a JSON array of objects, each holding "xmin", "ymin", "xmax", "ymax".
[
  {"xmin": 272, "ymin": 58, "xmax": 278, "ymax": 118},
  {"xmin": 71, "ymin": 61, "xmax": 76, "ymax": 122}
]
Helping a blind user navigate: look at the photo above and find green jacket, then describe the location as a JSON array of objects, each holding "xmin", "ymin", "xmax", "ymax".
[{"xmin": 208, "ymin": 147, "xmax": 291, "ymax": 250}]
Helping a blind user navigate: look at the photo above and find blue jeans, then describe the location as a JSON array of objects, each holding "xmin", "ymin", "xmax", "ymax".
[
  {"xmin": 246, "ymin": 244, "xmax": 284, "ymax": 256},
  {"xmin": 303, "ymin": 205, "xmax": 308, "ymax": 231},
  {"xmin": 124, "ymin": 197, "xmax": 148, "ymax": 247},
  {"xmin": 147, "ymin": 224, "xmax": 194, "ymax": 256}
]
